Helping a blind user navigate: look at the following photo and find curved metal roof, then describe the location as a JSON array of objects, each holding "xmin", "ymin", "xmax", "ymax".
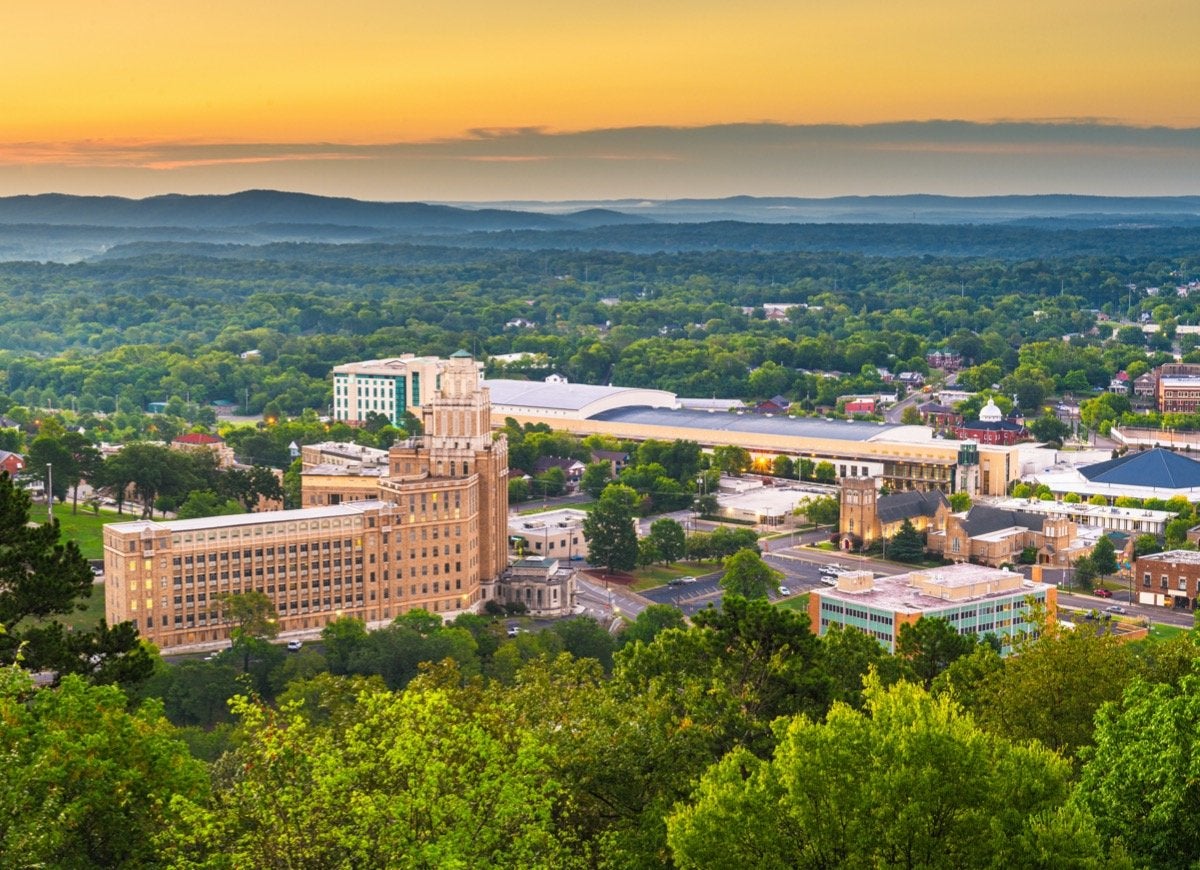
[
  {"xmin": 590, "ymin": 406, "xmax": 905, "ymax": 442},
  {"xmin": 485, "ymin": 379, "xmax": 678, "ymax": 415}
]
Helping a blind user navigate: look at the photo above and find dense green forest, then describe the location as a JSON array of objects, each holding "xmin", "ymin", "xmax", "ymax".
[
  {"xmin": 6, "ymin": 468, "xmax": 1200, "ymax": 867},
  {"xmin": 0, "ymin": 224, "xmax": 1197, "ymax": 423}
]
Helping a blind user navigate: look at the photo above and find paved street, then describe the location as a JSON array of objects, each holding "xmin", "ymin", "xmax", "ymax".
[
  {"xmin": 884, "ymin": 391, "xmax": 923, "ymax": 424},
  {"xmin": 575, "ymin": 573, "xmax": 653, "ymax": 623},
  {"xmin": 633, "ymin": 544, "xmax": 903, "ymax": 617}
]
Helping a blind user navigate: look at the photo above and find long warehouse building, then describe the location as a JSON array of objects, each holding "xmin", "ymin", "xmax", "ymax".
[{"xmin": 485, "ymin": 378, "xmax": 1018, "ymax": 496}]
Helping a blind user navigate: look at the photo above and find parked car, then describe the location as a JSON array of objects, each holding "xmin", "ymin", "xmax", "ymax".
[
  {"xmin": 679, "ymin": 575, "xmax": 697, "ymax": 584},
  {"xmin": 778, "ymin": 586, "xmax": 792, "ymax": 596},
  {"xmin": 286, "ymin": 640, "xmax": 303, "ymax": 652},
  {"xmin": 1094, "ymin": 588, "xmax": 1113, "ymax": 598},
  {"xmin": 507, "ymin": 623, "xmax": 520, "ymax": 638}
]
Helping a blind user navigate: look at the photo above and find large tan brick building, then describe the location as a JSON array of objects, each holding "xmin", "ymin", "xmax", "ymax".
[{"xmin": 104, "ymin": 352, "xmax": 509, "ymax": 650}]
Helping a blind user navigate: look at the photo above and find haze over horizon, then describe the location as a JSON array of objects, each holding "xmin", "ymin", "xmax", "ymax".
[{"xmin": 3, "ymin": 2, "xmax": 1197, "ymax": 201}]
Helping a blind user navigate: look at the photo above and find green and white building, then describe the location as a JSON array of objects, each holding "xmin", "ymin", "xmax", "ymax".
[
  {"xmin": 331, "ymin": 353, "xmax": 481, "ymax": 427},
  {"xmin": 808, "ymin": 563, "xmax": 1055, "ymax": 655}
]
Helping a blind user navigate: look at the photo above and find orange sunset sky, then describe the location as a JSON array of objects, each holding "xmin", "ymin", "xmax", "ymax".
[{"xmin": 2, "ymin": 1, "xmax": 1198, "ymax": 199}]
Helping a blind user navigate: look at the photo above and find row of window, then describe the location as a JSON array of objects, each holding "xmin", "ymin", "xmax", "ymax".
[{"xmin": 1143, "ymin": 572, "xmax": 1191, "ymax": 591}]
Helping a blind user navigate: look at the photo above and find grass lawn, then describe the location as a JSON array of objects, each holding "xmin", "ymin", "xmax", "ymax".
[
  {"xmin": 630, "ymin": 561, "xmax": 721, "ymax": 592},
  {"xmin": 22, "ymin": 504, "xmax": 131, "ymax": 632},
  {"xmin": 53, "ymin": 585, "xmax": 108, "ymax": 632},
  {"xmin": 49, "ymin": 503, "xmax": 131, "ymax": 561},
  {"xmin": 775, "ymin": 592, "xmax": 809, "ymax": 612},
  {"xmin": 1144, "ymin": 623, "xmax": 1188, "ymax": 644}
]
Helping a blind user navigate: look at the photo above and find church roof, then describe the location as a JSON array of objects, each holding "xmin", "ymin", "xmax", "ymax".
[
  {"xmin": 1080, "ymin": 448, "xmax": 1200, "ymax": 490},
  {"xmin": 958, "ymin": 505, "xmax": 1045, "ymax": 536},
  {"xmin": 876, "ymin": 489, "xmax": 949, "ymax": 524}
]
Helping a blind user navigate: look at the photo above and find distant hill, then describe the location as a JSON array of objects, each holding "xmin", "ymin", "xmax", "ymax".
[
  {"xmin": 0, "ymin": 191, "xmax": 655, "ymax": 261},
  {"xmin": 1, "ymin": 190, "xmax": 1199, "ymax": 262},
  {"xmin": 0, "ymin": 190, "xmax": 655, "ymax": 231},
  {"xmin": 471, "ymin": 194, "xmax": 1200, "ymax": 225}
]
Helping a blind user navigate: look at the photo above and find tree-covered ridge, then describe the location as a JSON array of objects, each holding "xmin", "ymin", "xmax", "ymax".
[{"xmin": 0, "ymin": 233, "xmax": 1196, "ymax": 415}]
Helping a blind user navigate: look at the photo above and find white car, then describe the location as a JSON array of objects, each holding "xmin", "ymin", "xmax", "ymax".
[
  {"xmin": 286, "ymin": 640, "xmax": 303, "ymax": 652},
  {"xmin": 778, "ymin": 586, "xmax": 792, "ymax": 596},
  {"xmin": 679, "ymin": 575, "xmax": 697, "ymax": 584}
]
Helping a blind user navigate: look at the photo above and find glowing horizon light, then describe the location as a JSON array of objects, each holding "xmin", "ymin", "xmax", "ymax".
[{"xmin": 0, "ymin": 1, "xmax": 1195, "ymax": 198}]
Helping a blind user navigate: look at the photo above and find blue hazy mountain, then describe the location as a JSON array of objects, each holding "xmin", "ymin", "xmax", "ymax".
[{"xmin": 0, "ymin": 190, "xmax": 1198, "ymax": 262}]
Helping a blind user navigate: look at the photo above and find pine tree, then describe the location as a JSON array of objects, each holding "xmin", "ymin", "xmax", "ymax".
[
  {"xmin": 0, "ymin": 472, "xmax": 94, "ymax": 651},
  {"xmin": 888, "ymin": 518, "xmax": 926, "ymax": 562},
  {"xmin": 0, "ymin": 473, "xmax": 152, "ymax": 686}
]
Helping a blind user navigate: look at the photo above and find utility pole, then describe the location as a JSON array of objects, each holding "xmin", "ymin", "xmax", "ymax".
[{"xmin": 46, "ymin": 463, "xmax": 53, "ymax": 521}]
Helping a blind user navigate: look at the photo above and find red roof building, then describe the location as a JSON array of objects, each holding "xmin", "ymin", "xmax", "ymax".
[
  {"xmin": 173, "ymin": 433, "xmax": 223, "ymax": 446},
  {"xmin": 0, "ymin": 450, "xmax": 24, "ymax": 477},
  {"xmin": 171, "ymin": 433, "xmax": 235, "ymax": 467}
]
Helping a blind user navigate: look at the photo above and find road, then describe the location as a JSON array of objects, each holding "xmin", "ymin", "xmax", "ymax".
[
  {"xmin": 885, "ymin": 391, "xmax": 924, "ymax": 424},
  {"xmin": 575, "ymin": 573, "xmax": 655, "ymax": 624},
  {"xmin": 632, "ymin": 544, "xmax": 904, "ymax": 617}
]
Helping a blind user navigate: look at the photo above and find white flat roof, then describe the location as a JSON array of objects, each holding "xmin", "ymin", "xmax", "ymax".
[
  {"xmin": 812, "ymin": 563, "xmax": 1051, "ymax": 612},
  {"xmin": 332, "ymin": 356, "xmax": 439, "ymax": 375},
  {"xmin": 1137, "ymin": 549, "xmax": 1200, "ymax": 566},
  {"xmin": 719, "ymin": 487, "xmax": 812, "ymax": 513},
  {"xmin": 984, "ymin": 496, "xmax": 1173, "ymax": 524},
  {"xmin": 106, "ymin": 500, "xmax": 389, "ymax": 535},
  {"xmin": 508, "ymin": 508, "xmax": 589, "ymax": 530}
]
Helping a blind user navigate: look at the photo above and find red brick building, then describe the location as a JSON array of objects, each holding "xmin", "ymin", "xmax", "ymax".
[
  {"xmin": 954, "ymin": 398, "xmax": 1028, "ymax": 445},
  {"xmin": 917, "ymin": 402, "xmax": 962, "ymax": 428},
  {"xmin": 0, "ymin": 450, "xmax": 24, "ymax": 477},
  {"xmin": 1134, "ymin": 550, "xmax": 1200, "ymax": 611}
]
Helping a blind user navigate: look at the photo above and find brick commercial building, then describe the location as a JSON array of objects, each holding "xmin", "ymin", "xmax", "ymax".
[
  {"xmin": 808, "ymin": 563, "xmax": 1055, "ymax": 655},
  {"xmin": 1133, "ymin": 550, "xmax": 1200, "ymax": 610},
  {"xmin": 104, "ymin": 352, "xmax": 509, "ymax": 651},
  {"xmin": 1154, "ymin": 363, "xmax": 1200, "ymax": 413}
]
